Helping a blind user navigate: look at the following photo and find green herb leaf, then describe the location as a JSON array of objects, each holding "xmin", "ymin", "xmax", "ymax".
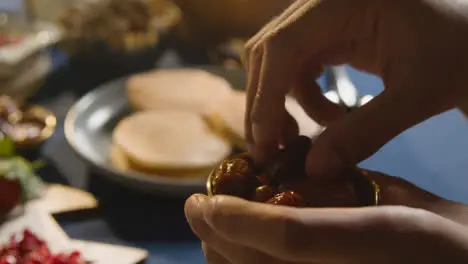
[
  {"xmin": 31, "ymin": 160, "xmax": 46, "ymax": 170},
  {"xmin": 0, "ymin": 133, "xmax": 15, "ymax": 157},
  {"xmin": 0, "ymin": 157, "xmax": 44, "ymax": 201}
]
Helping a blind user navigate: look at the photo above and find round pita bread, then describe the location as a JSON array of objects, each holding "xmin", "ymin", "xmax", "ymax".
[
  {"xmin": 205, "ymin": 90, "xmax": 246, "ymax": 149},
  {"xmin": 109, "ymin": 143, "xmax": 131, "ymax": 172},
  {"xmin": 109, "ymin": 143, "xmax": 214, "ymax": 178},
  {"xmin": 113, "ymin": 110, "xmax": 232, "ymax": 171},
  {"xmin": 126, "ymin": 69, "xmax": 233, "ymax": 114}
]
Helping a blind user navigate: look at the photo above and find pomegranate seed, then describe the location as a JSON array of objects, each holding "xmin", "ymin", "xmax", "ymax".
[
  {"xmin": 1, "ymin": 229, "xmax": 88, "ymax": 264},
  {"xmin": 0, "ymin": 255, "xmax": 17, "ymax": 264}
]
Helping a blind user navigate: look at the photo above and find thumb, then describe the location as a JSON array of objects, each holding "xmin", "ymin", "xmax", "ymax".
[
  {"xmin": 306, "ymin": 80, "xmax": 450, "ymax": 179},
  {"xmin": 201, "ymin": 195, "xmax": 421, "ymax": 263}
]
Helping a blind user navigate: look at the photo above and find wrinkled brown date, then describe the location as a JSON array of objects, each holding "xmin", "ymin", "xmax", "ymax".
[
  {"xmin": 266, "ymin": 191, "xmax": 306, "ymax": 207},
  {"xmin": 263, "ymin": 136, "xmax": 311, "ymax": 184},
  {"xmin": 253, "ymin": 185, "xmax": 277, "ymax": 202},
  {"xmin": 210, "ymin": 155, "xmax": 258, "ymax": 199},
  {"xmin": 209, "ymin": 136, "xmax": 312, "ymax": 206},
  {"xmin": 209, "ymin": 135, "xmax": 369, "ymax": 208}
]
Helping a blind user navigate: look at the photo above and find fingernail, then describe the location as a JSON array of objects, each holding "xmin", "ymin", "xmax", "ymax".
[
  {"xmin": 199, "ymin": 196, "xmax": 216, "ymax": 228},
  {"xmin": 185, "ymin": 194, "xmax": 208, "ymax": 220}
]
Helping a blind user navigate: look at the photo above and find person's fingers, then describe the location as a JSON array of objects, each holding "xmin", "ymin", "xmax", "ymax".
[
  {"xmin": 280, "ymin": 110, "xmax": 300, "ymax": 147},
  {"xmin": 291, "ymin": 67, "xmax": 345, "ymax": 126},
  {"xmin": 250, "ymin": 45, "xmax": 294, "ymax": 162},
  {"xmin": 244, "ymin": 0, "xmax": 311, "ymax": 151},
  {"xmin": 243, "ymin": 0, "xmax": 311, "ymax": 87},
  {"xmin": 187, "ymin": 195, "xmax": 239, "ymax": 262},
  {"xmin": 305, "ymin": 72, "xmax": 453, "ymax": 179},
  {"xmin": 244, "ymin": 0, "xmax": 310, "ymax": 62},
  {"xmin": 202, "ymin": 243, "xmax": 232, "ymax": 264},
  {"xmin": 202, "ymin": 235, "xmax": 286, "ymax": 264},
  {"xmin": 200, "ymin": 194, "xmax": 422, "ymax": 263},
  {"xmin": 244, "ymin": 45, "xmax": 263, "ymax": 149},
  {"xmin": 186, "ymin": 195, "xmax": 286, "ymax": 264},
  {"xmin": 248, "ymin": 0, "xmax": 363, "ymax": 163}
]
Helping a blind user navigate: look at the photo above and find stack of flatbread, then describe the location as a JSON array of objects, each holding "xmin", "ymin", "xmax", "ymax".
[{"xmin": 111, "ymin": 68, "xmax": 322, "ymax": 179}]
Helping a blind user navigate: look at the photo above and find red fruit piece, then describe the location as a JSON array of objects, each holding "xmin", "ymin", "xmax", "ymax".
[
  {"xmin": 67, "ymin": 251, "xmax": 86, "ymax": 264},
  {"xmin": 52, "ymin": 253, "xmax": 69, "ymax": 264},
  {"xmin": 0, "ymin": 255, "xmax": 18, "ymax": 264},
  {"xmin": 19, "ymin": 229, "xmax": 45, "ymax": 255},
  {"xmin": 2, "ymin": 228, "xmax": 88, "ymax": 264},
  {"xmin": 0, "ymin": 179, "xmax": 21, "ymax": 215}
]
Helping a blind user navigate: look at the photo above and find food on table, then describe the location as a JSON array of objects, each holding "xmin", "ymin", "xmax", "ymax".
[
  {"xmin": 206, "ymin": 91, "xmax": 323, "ymax": 150},
  {"xmin": 110, "ymin": 68, "xmax": 239, "ymax": 177},
  {"xmin": 0, "ymin": 155, "xmax": 44, "ymax": 215},
  {"xmin": 0, "ymin": 96, "xmax": 56, "ymax": 147},
  {"xmin": 58, "ymin": 0, "xmax": 180, "ymax": 51},
  {"xmin": 266, "ymin": 191, "xmax": 306, "ymax": 207},
  {"xmin": 204, "ymin": 91, "xmax": 246, "ymax": 150},
  {"xmin": 111, "ymin": 110, "xmax": 231, "ymax": 177},
  {"xmin": 126, "ymin": 69, "xmax": 233, "ymax": 115},
  {"xmin": 0, "ymin": 32, "xmax": 24, "ymax": 48},
  {"xmin": 109, "ymin": 144, "xmax": 131, "ymax": 172},
  {"xmin": 208, "ymin": 135, "xmax": 377, "ymax": 207},
  {"xmin": 0, "ymin": 178, "xmax": 20, "ymax": 215},
  {"xmin": 114, "ymin": 68, "xmax": 324, "ymax": 179},
  {"xmin": 0, "ymin": 229, "xmax": 88, "ymax": 264},
  {"xmin": 0, "ymin": 96, "xmax": 22, "ymax": 124},
  {"xmin": 209, "ymin": 153, "xmax": 257, "ymax": 198},
  {"xmin": 253, "ymin": 185, "xmax": 277, "ymax": 202},
  {"xmin": 109, "ymin": 143, "xmax": 214, "ymax": 178}
]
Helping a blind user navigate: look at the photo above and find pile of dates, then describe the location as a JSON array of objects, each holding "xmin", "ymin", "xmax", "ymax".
[
  {"xmin": 209, "ymin": 136, "xmax": 374, "ymax": 207},
  {"xmin": 0, "ymin": 229, "xmax": 89, "ymax": 264}
]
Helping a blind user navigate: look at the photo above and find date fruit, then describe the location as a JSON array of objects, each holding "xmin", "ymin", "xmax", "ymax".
[
  {"xmin": 253, "ymin": 185, "xmax": 277, "ymax": 202},
  {"xmin": 210, "ymin": 155, "xmax": 258, "ymax": 198},
  {"xmin": 266, "ymin": 191, "xmax": 306, "ymax": 207},
  {"xmin": 208, "ymin": 135, "xmax": 375, "ymax": 208},
  {"xmin": 0, "ymin": 229, "xmax": 89, "ymax": 264},
  {"xmin": 0, "ymin": 178, "xmax": 20, "ymax": 215},
  {"xmin": 263, "ymin": 136, "xmax": 311, "ymax": 184}
]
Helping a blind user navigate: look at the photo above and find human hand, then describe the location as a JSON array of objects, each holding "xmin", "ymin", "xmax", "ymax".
[
  {"xmin": 186, "ymin": 171, "xmax": 468, "ymax": 264},
  {"xmin": 244, "ymin": 0, "xmax": 468, "ymax": 178}
]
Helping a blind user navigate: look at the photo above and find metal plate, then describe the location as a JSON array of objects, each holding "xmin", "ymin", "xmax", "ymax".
[{"xmin": 64, "ymin": 66, "xmax": 246, "ymax": 197}]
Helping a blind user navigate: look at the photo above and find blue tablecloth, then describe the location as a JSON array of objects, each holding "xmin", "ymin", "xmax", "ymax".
[
  {"xmin": 36, "ymin": 49, "xmax": 468, "ymax": 264},
  {"xmin": 341, "ymin": 67, "xmax": 468, "ymax": 203}
]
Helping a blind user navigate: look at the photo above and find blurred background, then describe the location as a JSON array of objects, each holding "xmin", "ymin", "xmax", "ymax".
[{"xmin": 0, "ymin": 0, "xmax": 467, "ymax": 263}]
